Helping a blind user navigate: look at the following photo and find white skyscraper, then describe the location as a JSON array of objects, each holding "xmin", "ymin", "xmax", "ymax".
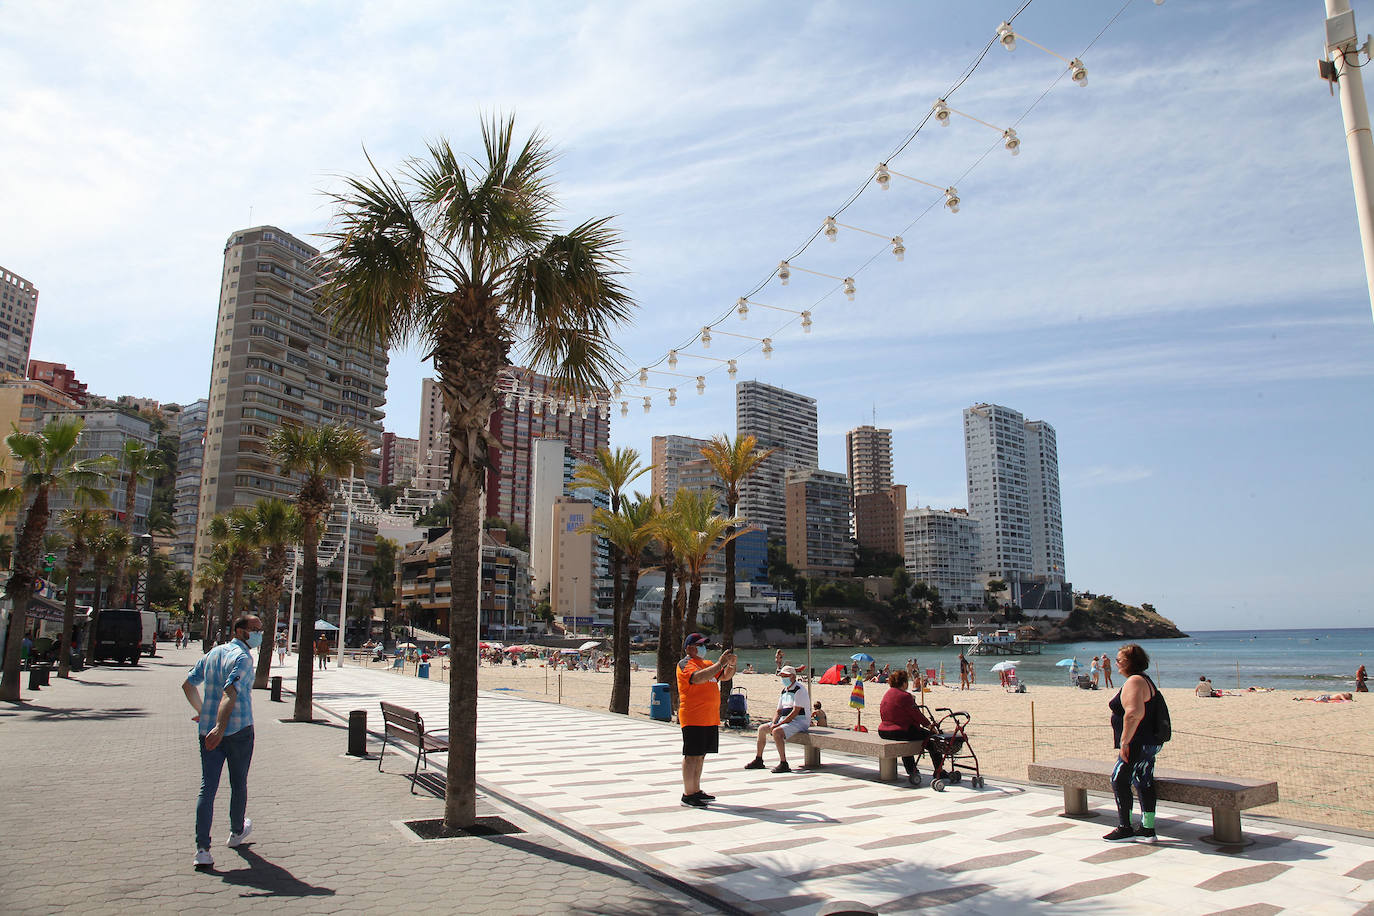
[
  {"xmin": 903, "ymin": 507, "xmax": 983, "ymax": 609},
  {"xmin": 963, "ymin": 403, "xmax": 1066, "ymax": 590},
  {"xmin": 736, "ymin": 381, "xmax": 818, "ymax": 542}
]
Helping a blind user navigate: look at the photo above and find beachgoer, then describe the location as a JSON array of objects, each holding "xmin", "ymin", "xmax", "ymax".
[
  {"xmin": 878, "ymin": 669, "xmax": 944, "ymax": 786},
  {"xmin": 742, "ymin": 663, "xmax": 756, "ymax": 675},
  {"xmin": 276, "ymin": 632, "xmax": 287, "ymax": 666},
  {"xmin": 183, "ymin": 614, "xmax": 262, "ymax": 868},
  {"xmin": 866, "ymin": 661, "xmax": 878, "ymax": 682},
  {"xmin": 744, "ymin": 666, "xmax": 810, "ymax": 773},
  {"xmin": 774, "ymin": 649, "xmax": 784, "ymax": 673},
  {"xmin": 1102, "ymin": 657, "xmax": 1113, "ymax": 689},
  {"xmin": 677, "ymin": 633, "xmax": 736, "ymax": 808},
  {"xmin": 958, "ymin": 653, "xmax": 970, "ymax": 691},
  {"xmin": 316, "ymin": 634, "xmax": 330, "ymax": 670},
  {"xmin": 1357, "ymin": 665, "xmax": 1368, "ymax": 693},
  {"xmin": 1195, "ymin": 676, "xmax": 1218, "ymax": 698},
  {"xmin": 812, "ymin": 701, "xmax": 828, "ymax": 726},
  {"xmin": 1091, "ymin": 656, "xmax": 1101, "ymax": 688},
  {"xmin": 1070, "ymin": 657, "xmax": 1080, "ymax": 685},
  {"xmin": 1105, "ymin": 643, "xmax": 1165, "ymax": 844}
]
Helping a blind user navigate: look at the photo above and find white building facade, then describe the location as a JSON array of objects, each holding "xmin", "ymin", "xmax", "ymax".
[
  {"xmin": 737, "ymin": 380, "xmax": 818, "ymax": 542},
  {"xmin": 902, "ymin": 507, "xmax": 983, "ymax": 610}
]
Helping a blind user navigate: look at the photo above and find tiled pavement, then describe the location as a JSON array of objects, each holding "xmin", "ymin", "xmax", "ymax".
[
  {"xmin": 0, "ymin": 650, "xmax": 709, "ymax": 915},
  {"xmin": 304, "ymin": 664, "xmax": 1374, "ymax": 916}
]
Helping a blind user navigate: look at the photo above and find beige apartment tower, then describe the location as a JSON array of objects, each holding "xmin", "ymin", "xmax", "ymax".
[{"xmin": 0, "ymin": 267, "xmax": 38, "ymax": 378}]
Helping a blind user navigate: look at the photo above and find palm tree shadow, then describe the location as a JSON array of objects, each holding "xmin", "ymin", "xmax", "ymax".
[
  {"xmin": 215, "ymin": 847, "xmax": 335, "ymax": 898},
  {"xmin": 19, "ymin": 704, "xmax": 149, "ymax": 722}
]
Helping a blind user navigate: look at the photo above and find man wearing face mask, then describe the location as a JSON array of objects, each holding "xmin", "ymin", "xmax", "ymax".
[
  {"xmin": 677, "ymin": 633, "xmax": 737, "ymax": 808},
  {"xmin": 183, "ymin": 614, "xmax": 263, "ymax": 868},
  {"xmin": 744, "ymin": 665, "xmax": 810, "ymax": 773}
]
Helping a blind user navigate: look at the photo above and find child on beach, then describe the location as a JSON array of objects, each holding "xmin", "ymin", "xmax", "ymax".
[{"xmin": 812, "ymin": 701, "xmax": 828, "ymax": 726}]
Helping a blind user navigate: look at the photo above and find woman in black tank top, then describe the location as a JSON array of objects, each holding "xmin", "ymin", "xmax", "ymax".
[{"xmin": 1103, "ymin": 643, "xmax": 1163, "ymax": 844}]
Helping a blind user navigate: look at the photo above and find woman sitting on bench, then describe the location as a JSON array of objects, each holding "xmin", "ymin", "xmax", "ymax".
[{"xmin": 878, "ymin": 670, "xmax": 944, "ymax": 786}]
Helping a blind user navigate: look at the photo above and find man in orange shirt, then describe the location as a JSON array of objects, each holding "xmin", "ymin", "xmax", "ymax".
[{"xmin": 677, "ymin": 633, "xmax": 736, "ymax": 808}]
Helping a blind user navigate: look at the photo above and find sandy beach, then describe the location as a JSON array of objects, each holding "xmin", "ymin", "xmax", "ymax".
[{"xmin": 345, "ymin": 655, "xmax": 1374, "ymax": 831}]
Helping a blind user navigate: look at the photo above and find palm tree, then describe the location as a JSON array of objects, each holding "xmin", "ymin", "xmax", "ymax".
[
  {"xmin": 579, "ymin": 494, "xmax": 654, "ymax": 714},
  {"xmin": 57, "ymin": 509, "xmax": 105, "ymax": 678},
  {"xmin": 250, "ymin": 497, "xmax": 301, "ymax": 689},
  {"xmin": 671, "ymin": 490, "xmax": 747, "ymax": 637},
  {"xmin": 209, "ymin": 507, "xmax": 260, "ymax": 640},
  {"xmin": 0, "ymin": 533, "xmax": 12, "ymax": 570},
  {"xmin": 110, "ymin": 441, "xmax": 163, "ymax": 607},
  {"xmin": 314, "ymin": 117, "xmax": 634, "ymax": 828},
  {"xmin": 85, "ymin": 526, "xmax": 130, "ymax": 661},
  {"xmin": 573, "ymin": 448, "xmax": 650, "ymax": 714},
  {"xmin": 194, "ymin": 548, "xmax": 229, "ymax": 651},
  {"xmin": 0, "ymin": 417, "xmax": 111, "ymax": 700},
  {"xmin": 700, "ymin": 433, "xmax": 772, "ymax": 713},
  {"xmin": 268, "ymin": 423, "xmax": 367, "ymax": 722}
]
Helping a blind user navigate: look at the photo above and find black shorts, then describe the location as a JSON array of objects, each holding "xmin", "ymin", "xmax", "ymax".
[{"xmin": 681, "ymin": 725, "xmax": 719, "ymax": 757}]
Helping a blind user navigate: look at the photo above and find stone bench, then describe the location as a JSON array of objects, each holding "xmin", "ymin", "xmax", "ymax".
[
  {"xmin": 1027, "ymin": 756, "xmax": 1279, "ymax": 845},
  {"xmin": 783, "ymin": 727, "xmax": 924, "ymax": 781}
]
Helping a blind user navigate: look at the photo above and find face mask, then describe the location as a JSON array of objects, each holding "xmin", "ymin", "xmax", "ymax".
[
  {"xmin": 246, "ymin": 631, "xmax": 263, "ymax": 649},
  {"xmin": 782, "ymin": 677, "xmax": 795, "ymax": 689}
]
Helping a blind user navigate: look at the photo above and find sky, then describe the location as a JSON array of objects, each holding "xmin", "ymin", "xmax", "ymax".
[{"xmin": 3, "ymin": 1, "xmax": 1372, "ymax": 631}]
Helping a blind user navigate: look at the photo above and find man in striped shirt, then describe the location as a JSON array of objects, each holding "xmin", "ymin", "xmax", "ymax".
[{"xmin": 183, "ymin": 615, "xmax": 263, "ymax": 868}]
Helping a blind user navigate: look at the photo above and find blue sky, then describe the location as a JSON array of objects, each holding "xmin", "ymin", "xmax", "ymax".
[{"xmin": 3, "ymin": 1, "xmax": 1372, "ymax": 630}]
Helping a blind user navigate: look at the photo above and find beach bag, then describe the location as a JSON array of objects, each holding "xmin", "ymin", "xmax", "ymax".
[{"xmin": 1150, "ymin": 677, "xmax": 1171, "ymax": 743}]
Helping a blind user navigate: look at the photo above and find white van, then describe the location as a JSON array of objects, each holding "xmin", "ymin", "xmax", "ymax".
[{"xmin": 139, "ymin": 610, "xmax": 157, "ymax": 657}]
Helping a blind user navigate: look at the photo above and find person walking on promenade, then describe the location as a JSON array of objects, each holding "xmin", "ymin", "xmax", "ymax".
[
  {"xmin": 744, "ymin": 666, "xmax": 810, "ymax": 773},
  {"xmin": 174, "ymin": 626, "xmax": 184, "ymax": 649},
  {"xmin": 1105, "ymin": 643, "xmax": 1167, "ymax": 844},
  {"xmin": 316, "ymin": 634, "xmax": 329, "ymax": 670},
  {"xmin": 276, "ymin": 631, "xmax": 287, "ymax": 666},
  {"xmin": 182, "ymin": 614, "xmax": 263, "ymax": 868},
  {"xmin": 677, "ymin": 633, "xmax": 736, "ymax": 808}
]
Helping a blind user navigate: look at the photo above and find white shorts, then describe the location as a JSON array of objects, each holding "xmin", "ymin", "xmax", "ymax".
[{"xmin": 776, "ymin": 719, "xmax": 809, "ymax": 739}]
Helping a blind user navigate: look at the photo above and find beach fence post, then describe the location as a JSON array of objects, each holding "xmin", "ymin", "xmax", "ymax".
[
  {"xmin": 1236, "ymin": 660, "xmax": 1241, "ymax": 690},
  {"xmin": 1030, "ymin": 701, "xmax": 1036, "ymax": 763},
  {"xmin": 558, "ymin": 670, "xmax": 563, "ymax": 704}
]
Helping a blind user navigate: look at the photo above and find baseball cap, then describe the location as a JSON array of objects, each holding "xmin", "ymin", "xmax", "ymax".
[
  {"xmin": 779, "ymin": 665, "xmax": 797, "ymax": 677},
  {"xmin": 683, "ymin": 633, "xmax": 709, "ymax": 649}
]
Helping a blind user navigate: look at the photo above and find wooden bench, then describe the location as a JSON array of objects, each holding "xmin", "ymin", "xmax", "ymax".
[
  {"xmin": 783, "ymin": 727, "xmax": 924, "ymax": 781},
  {"xmin": 378, "ymin": 701, "xmax": 450, "ymax": 794},
  {"xmin": 1027, "ymin": 756, "xmax": 1279, "ymax": 845}
]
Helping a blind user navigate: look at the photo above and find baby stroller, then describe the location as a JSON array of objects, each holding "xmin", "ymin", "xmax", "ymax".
[
  {"xmin": 918, "ymin": 704, "xmax": 985, "ymax": 791},
  {"xmin": 725, "ymin": 687, "xmax": 750, "ymax": 730}
]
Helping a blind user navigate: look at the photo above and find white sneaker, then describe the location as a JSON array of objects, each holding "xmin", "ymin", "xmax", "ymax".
[
  {"xmin": 194, "ymin": 849, "xmax": 214, "ymax": 867},
  {"xmin": 227, "ymin": 818, "xmax": 253, "ymax": 847}
]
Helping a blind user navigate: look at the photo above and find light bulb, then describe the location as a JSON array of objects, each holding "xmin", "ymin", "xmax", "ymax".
[
  {"xmin": 843, "ymin": 277, "xmax": 856, "ymax": 301},
  {"xmin": 891, "ymin": 237, "xmax": 905, "ymax": 262},
  {"xmin": 612, "ymin": 380, "xmax": 622, "ymax": 397},
  {"xmin": 997, "ymin": 22, "xmax": 1016, "ymax": 51},
  {"xmin": 762, "ymin": 338, "xmax": 773, "ymax": 359},
  {"xmin": 875, "ymin": 164, "xmax": 891, "ymax": 190},
  {"xmin": 620, "ymin": 400, "xmax": 628, "ymax": 417},
  {"xmin": 945, "ymin": 187, "xmax": 960, "ymax": 213},
  {"xmin": 600, "ymin": 404, "xmax": 610, "ymax": 420},
  {"xmin": 503, "ymin": 394, "xmax": 514, "ymax": 410},
  {"xmin": 737, "ymin": 297, "xmax": 748, "ymax": 320},
  {"xmin": 642, "ymin": 396, "xmax": 651, "ymax": 414},
  {"xmin": 700, "ymin": 326, "xmax": 712, "ymax": 347},
  {"xmin": 667, "ymin": 349, "xmax": 678, "ymax": 369},
  {"xmin": 823, "ymin": 216, "xmax": 838, "ymax": 242},
  {"xmin": 696, "ymin": 376, "xmax": 705, "ymax": 395},
  {"xmin": 668, "ymin": 389, "xmax": 677, "ymax": 406},
  {"xmin": 801, "ymin": 311, "xmax": 812, "ymax": 333},
  {"xmin": 778, "ymin": 260, "xmax": 790, "ymax": 285},
  {"xmin": 934, "ymin": 99, "xmax": 951, "ymax": 126},
  {"xmin": 727, "ymin": 359, "xmax": 737, "ymax": 379},
  {"xmin": 638, "ymin": 367, "xmax": 648, "ymax": 385},
  {"xmin": 1070, "ymin": 59, "xmax": 1087, "ymax": 86},
  {"xmin": 1003, "ymin": 128, "xmax": 1020, "ymax": 156}
]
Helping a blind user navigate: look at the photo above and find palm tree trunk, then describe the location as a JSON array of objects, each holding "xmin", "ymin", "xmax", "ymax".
[
  {"xmin": 610, "ymin": 558, "xmax": 635, "ymax": 715},
  {"xmin": 231, "ymin": 565, "xmax": 247, "ymax": 617},
  {"xmin": 656, "ymin": 562, "xmax": 676, "ymax": 707},
  {"xmin": 201, "ymin": 589, "xmax": 216, "ymax": 652},
  {"xmin": 1, "ymin": 488, "xmax": 51, "ymax": 701},
  {"xmin": 718, "ymin": 506, "xmax": 738, "ymax": 717},
  {"xmin": 59, "ymin": 557, "xmax": 83, "ymax": 678},
  {"xmin": 253, "ymin": 555, "xmax": 285, "ymax": 690},
  {"xmin": 685, "ymin": 575, "xmax": 702, "ymax": 636},
  {"xmin": 87, "ymin": 571, "xmax": 105, "ymax": 660},
  {"xmin": 217, "ymin": 577, "xmax": 231, "ymax": 646},
  {"xmin": 293, "ymin": 524, "xmax": 319, "ymax": 722},
  {"xmin": 445, "ymin": 461, "xmax": 482, "ymax": 828}
]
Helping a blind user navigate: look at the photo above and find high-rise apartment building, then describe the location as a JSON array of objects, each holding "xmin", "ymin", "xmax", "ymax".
[
  {"xmin": 417, "ymin": 377, "xmax": 447, "ymax": 489},
  {"xmin": 529, "ymin": 437, "xmax": 608, "ymax": 598},
  {"xmin": 854, "ymin": 484, "xmax": 907, "ymax": 556},
  {"xmin": 0, "ymin": 267, "xmax": 38, "ymax": 378},
  {"xmin": 191, "ymin": 226, "xmax": 389, "ymax": 606},
  {"xmin": 27, "ymin": 360, "xmax": 88, "ymax": 404},
  {"xmin": 41, "ymin": 407, "xmax": 156, "ymax": 531},
  {"xmin": 963, "ymin": 403, "xmax": 1066, "ymax": 591},
  {"xmin": 846, "ymin": 425, "xmax": 893, "ymax": 497},
  {"xmin": 551, "ymin": 498, "xmax": 602, "ymax": 629},
  {"xmin": 171, "ymin": 399, "xmax": 209, "ymax": 572},
  {"xmin": 736, "ymin": 381, "xmax": 817, "ymax": 542},
  {"xmin": 784, "ymin": 468, "xmax": 853, "ymax": 578},
  {"xmin": 380, "ymin": 432, "xmax": 419, "ymax": 486},
  {"xmin": 650, "ymin": 435, "xmax": 711, "ymax": 504},
  {"xmin": 902, "ymin": 507, "xmax": 983, "ymax": 609}
]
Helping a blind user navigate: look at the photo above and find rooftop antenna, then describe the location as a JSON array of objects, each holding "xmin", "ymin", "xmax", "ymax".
[{"xmin": 248, "ymin": 205, "xmax": 254, "ymax": 226}]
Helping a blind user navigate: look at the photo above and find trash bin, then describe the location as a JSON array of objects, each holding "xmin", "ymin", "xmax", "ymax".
[
  {"xmin": 649, "ymin": 682, "xmax": 672, "ymax": 721},
  {"xmin": 418, "ymin": 662, "xmax": 430, "ymax": 679}
]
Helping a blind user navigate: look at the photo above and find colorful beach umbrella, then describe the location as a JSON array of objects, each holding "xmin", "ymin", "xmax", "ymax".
[
  {"xmin": 1055, "ymin": 658, "xmax": 1076, "ymax": 667},
  {"xmin": 850, "ymin": 652, "xmax": 875, "ymax": 664},
  {"xmin": 849, "ymin": 680, "xmax": 865, "ymax": 708}
]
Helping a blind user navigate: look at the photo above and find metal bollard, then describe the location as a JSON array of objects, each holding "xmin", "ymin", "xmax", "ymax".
[
  {"xmin": 27, "ymin": 667, "xmax": 43, "ymax": 691},
  {"xmin": 270, "ymin": 675, "xmax": 282, "ymax": 702},
  {"xmin": 347, "ymin": 710, "xmax": 368, "ymax": 756}
]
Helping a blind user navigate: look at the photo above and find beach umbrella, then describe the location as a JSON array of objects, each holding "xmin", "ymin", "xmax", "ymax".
[
  {"xmin": 1055, "ymin": 658, "xmax": 1076, "ymax": 667},
  {"xmin": 579, "ymin": 641, "xmax": 601, "ymax": 651},
  {"xmin": 990, "ymin": 661, "xmax": 1019, "ymax": 672},
  {"xmin": 395, "ymin": 642, "xmax": 416, "ymax": 650},
  {"xmin": 849, "ymin": 678, "xmax": 866, "ymax": 730},
  {"xmin": 850, "ymin": 652, "xmax": 875, "ymax": 664}
]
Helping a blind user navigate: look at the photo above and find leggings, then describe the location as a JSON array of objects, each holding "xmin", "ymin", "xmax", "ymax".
[
  {"xmin": 1111, "ymin": 744, "xmax": 1161, "ymax": 826},
  {"xmin": 880, "ymin": 726, "xmax": 943, "ymax": 776}
]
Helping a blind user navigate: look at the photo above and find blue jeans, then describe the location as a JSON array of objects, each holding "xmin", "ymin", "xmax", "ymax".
[{"xmin": 196, "ymin": 726, "xmax": 254, "ymax": 850}]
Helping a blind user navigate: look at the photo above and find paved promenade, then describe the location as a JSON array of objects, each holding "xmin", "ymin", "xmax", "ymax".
[
  {"xmin": 0, "ymin": 649, "xmax": 705, "ymax": 915},
  {"xmin": 302, "ymin": 663, "xmax": 1374, "ymax": 916}
]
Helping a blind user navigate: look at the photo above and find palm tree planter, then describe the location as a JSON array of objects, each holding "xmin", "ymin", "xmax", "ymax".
[{"xmin": 315, "ymin": 117, "xmax": 635, "ymax": 828}]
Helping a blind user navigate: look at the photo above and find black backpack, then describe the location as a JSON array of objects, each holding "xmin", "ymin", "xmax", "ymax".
[{"xmin": 1148, "ymin": 676, "xmax": 1171, "ymax": 743}]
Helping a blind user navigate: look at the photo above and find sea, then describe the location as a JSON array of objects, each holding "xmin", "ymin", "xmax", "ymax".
[{"xmin": 633, "ymin": 628, "xmax": 1373, "ymax": 690}]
